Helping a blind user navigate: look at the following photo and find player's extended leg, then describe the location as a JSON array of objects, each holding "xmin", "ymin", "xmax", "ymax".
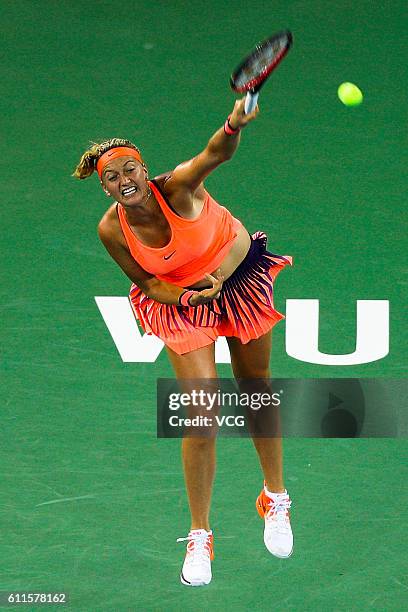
[
  {"xmin": 226, "ymin": 330, "xmax": 283, "ymax": 492},
  {"xmin": 226, "ymin": 330, "xmax": 293, "ymax": 558},
  {"xmin": 166, "ymin": 342, "xmax": 218, "ymax": 586},
  {"xmin": 166, "ymin": 342, "xmax": 218, "ymax": 531}
]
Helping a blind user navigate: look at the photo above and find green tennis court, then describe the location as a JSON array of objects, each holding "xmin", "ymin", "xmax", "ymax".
[{"xmin": 2, "ymin": 1, "xmax": 407, "ymax": 610}]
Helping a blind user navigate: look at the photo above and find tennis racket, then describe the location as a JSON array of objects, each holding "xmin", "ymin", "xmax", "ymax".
[{"xmin": 230, "ymin": 30, "xmax": 293, "ymax": 114}]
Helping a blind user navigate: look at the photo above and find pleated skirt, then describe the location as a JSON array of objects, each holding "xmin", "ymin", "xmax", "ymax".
[{"xmin": 128, "ymin": 231, "xmax": 292, "ymax": 355}]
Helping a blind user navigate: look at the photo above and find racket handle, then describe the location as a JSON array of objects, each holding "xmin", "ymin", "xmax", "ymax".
[{"xmin": 244, "ymin": 91, "xmax": 259, "ymax": 114}]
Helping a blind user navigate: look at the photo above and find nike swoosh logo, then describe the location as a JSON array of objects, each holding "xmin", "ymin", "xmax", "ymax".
[{"xmin": 164, "ymin": 250, "xmax": 176, "ymax": 260}]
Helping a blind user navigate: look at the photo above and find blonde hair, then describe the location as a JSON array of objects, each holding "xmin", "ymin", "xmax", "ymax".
[{"xmin": 72, "ymin": 138, "xmax": 145, "ymax": 180}]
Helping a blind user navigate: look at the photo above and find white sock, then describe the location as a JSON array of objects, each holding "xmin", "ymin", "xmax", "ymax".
[{"xmin": 264, "ymin": 485, "xmax": 288, "ymax": 499}]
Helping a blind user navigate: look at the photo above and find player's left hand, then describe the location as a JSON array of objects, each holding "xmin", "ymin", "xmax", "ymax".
[{"xmin": 189, "ymin": 269, "xmax": 224, "ymax": 306}]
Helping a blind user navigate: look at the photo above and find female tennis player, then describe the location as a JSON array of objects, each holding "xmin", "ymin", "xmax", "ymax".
[{"xmin": 73, "ymin": 97, "xmax": 293, "ymax": 587}]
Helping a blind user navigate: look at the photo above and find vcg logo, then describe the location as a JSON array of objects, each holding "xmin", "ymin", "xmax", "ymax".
[{"xmin": 94, "ymin": 298, "xmax": 389, "ymax": 365}]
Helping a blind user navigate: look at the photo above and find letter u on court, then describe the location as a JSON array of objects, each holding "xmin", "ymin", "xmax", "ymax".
[{"xmin": 285, "ymin": 300, "xmax": 389, "ymax": 366}]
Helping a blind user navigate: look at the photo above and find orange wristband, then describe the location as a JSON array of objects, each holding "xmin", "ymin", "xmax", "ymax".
[{"xmin": 224, "ymin": 115, "xmax": 240, "ymax": 135}]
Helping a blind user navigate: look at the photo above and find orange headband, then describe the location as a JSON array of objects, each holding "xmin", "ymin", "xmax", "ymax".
[{"xmin": 96, "ymin": 146, "xmax": 143, "ymax": 178}]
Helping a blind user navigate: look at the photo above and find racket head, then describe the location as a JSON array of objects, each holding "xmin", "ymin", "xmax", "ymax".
[{"xmin": 230, "ymin": 30, "xmax": 293, "ymax": 93}]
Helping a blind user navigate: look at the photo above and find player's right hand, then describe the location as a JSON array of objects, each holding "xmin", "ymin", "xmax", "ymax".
[{"xmin": 229, "ymin": 97, "xmax": 260, "ymax": 129}]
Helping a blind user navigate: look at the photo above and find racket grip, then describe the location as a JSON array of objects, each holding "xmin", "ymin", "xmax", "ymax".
[{"xmin": 244, "ymin": 91, "xmax": 259, "ymax": 114}]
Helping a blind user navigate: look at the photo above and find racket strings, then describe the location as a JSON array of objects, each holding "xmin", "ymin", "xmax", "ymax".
[{"xmin": 235, "ymin": 42, "xmax": 287, "ymax": 87}]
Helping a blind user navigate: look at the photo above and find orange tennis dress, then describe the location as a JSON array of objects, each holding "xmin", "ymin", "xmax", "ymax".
[{"xmin": 116, "ymin": 180, "xmax": 292, "ymax": 355}]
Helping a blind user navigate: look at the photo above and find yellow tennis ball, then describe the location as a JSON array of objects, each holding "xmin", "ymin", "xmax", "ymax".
[{"xmin": 337, "ymin": 82, "xmax": 363, "ymax": 106}]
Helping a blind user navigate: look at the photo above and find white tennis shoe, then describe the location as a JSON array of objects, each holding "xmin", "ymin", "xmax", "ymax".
[
  {"xmin": 177, "ymin": 529, "xmax": 214, "ymax": 586},
  {"xmin": 256, "ymin": 485, "xmax": 293, "ymax": 558}
]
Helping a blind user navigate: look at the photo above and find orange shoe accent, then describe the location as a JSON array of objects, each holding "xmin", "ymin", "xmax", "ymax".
[
  {"xmin": 256, "ymin": 488, "xmax": 269, "ymax": 519},
  {"xmin": 256, "ymin": 485, "xmax": 292, "ymax": 521},
  {"xmin": 208, "ymin": 533, "xmax": 214, "ymax": 561}
]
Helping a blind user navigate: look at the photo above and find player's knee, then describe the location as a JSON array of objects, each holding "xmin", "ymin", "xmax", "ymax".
[
  {"xmin": 183, "ymin": 435, "xmax": 217, "ymax": 449},
  {"xmin": 235, "ymin": 368, "xmax": 271, "ymax": 381}
]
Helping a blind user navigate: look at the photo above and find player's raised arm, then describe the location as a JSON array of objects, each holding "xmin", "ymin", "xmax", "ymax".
[{"xmin": 169, "ymin": 98, "xmax": 259, "ymax": 193}]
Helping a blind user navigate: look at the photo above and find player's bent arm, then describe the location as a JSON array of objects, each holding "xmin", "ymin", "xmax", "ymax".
[
  {"xmin": 98, "ymin": 225, "xmax": 223, "ymax": 306},
  {"xmin": 97, "ymin": 224, "xmax": 186, "ymax": 305}
]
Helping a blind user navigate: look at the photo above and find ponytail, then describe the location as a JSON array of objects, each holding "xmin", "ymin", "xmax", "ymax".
[{"xmin": 72, "ymin": 143, "xmax": 101, "ymax": 179}]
